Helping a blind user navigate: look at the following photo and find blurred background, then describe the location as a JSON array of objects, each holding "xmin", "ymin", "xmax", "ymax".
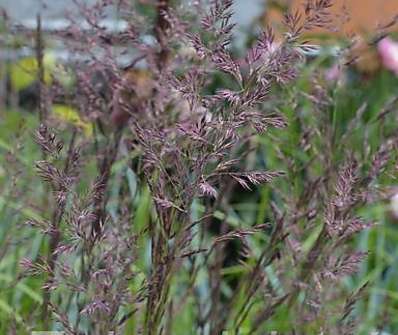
[{"xmin": 0, "ymin": 0, "xmax": 398, "ymax": 334}]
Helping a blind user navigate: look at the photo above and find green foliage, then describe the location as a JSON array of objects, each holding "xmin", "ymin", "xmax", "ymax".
[{"xmin": 1, "ymin": 64, "xmax": 398, "ymax": 333}]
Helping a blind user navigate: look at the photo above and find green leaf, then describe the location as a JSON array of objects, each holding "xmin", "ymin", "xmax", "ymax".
[
  {"xmin": 9, "ymin": 55, "xmax": 55, "ymax": 91},
  {"xmin": 52, "ymin": 104, "xmax": 93, "ymax": 137}
]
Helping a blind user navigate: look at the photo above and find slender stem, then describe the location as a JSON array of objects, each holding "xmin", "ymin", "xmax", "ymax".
[
  {"xmin": 91, "ymin": 130, "xmax": 122, "ymax": 237},
  {"xmin": 42, "ymin": 130, "xmax": 77, "ymax": 328},
  {"xmin": 155, "ymin": 0, "xmax": 171, "ymax": 70},
  {"xmin": 36, "ymin": 14, "xmax": 47, "ymax": 124}
]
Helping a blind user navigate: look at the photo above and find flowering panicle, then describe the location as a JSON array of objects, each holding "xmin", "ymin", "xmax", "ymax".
[{"xmin": 10, "ymin": 0, "xmax": 398, "ymax": 334}]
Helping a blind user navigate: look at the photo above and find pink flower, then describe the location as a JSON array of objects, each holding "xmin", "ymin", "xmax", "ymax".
[
  {"xmin": 391, "ymin": 193, "xmax": 398, "ymax": 220},
  {"xmin": 325, "ymin": 63, "xmax": 343, "ymax": 82},
  {"xmin": 377, "ymin": 37, "xmax": 398, "ymax": 75}
]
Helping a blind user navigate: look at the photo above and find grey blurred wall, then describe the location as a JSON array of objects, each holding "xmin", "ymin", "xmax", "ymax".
[{"xmin": 1, "ymin": 0, "xmax": 264, "ymax": 27}]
